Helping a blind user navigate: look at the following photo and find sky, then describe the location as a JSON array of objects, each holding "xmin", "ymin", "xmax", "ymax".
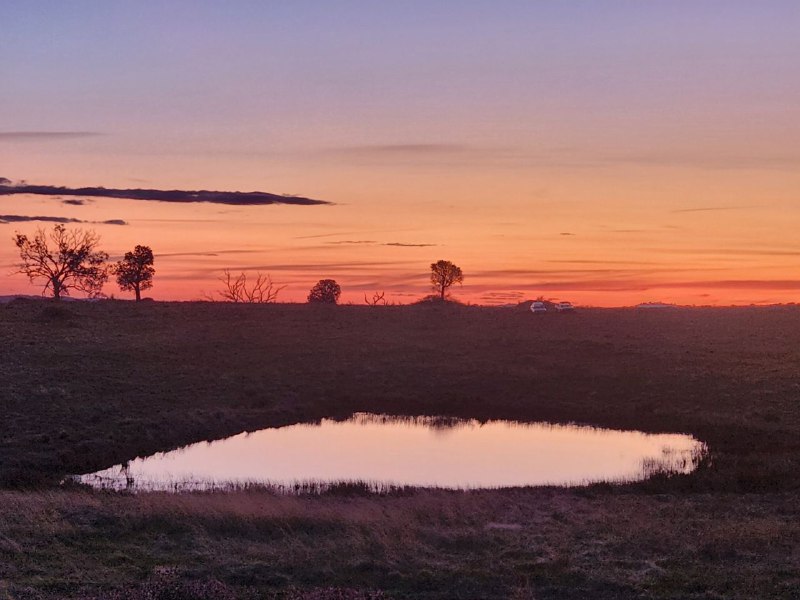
[{"xmin": 1, "ymin": 1, "xmax": 799, "ymax": 305}]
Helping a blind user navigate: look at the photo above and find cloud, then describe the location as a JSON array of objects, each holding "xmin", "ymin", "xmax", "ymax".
[
  {"xmin": 329, "ymin": 144, "xmax": 468, "ymax": 158},
  {"xmin": 0, "ymin": 131, "xmax": 101, "ymax": 141},
  {"xmin": 559, "ymin": 232, "xmax": 575, "ymax": 236},
  {"xmin": 322, "ymin": 240, "xmax": 436, "ymax": 248},
  {"xmin": 547, "ymin": 259, "xmax": 658, "ymax": 265},
  {"xmin": 241, "ymin": 261, "xmax": 414, "ymax": 273},
  {"xmin": 320, "ymin": 143, "xmax": 800, "ymax": 171},
  {"xmin": 157, "ymin": 249, "xmax": 264, "ymax": 258},
  {"xmin": 471, "ymin": 278, "xmax": 800, "ymax": 293},
  {"xmin": 651, "ymin": 247, "xmax": 800, "ymax": 257},
  {"xmin": 670, "ymin": 206, "xmax": 752, "ymax": 214},
  {"xmin": 0, "ymin": 214, "xmax": 127, "ymax": 226},
  {"xmin": 326, "ymin": 240, "xmax": 378, "ymax": 245},
  {"xmin": 321, "ymin": 143, "xmax": 522, "ymax": 167},
  {"xmin": 651, "ymin": 280, "xmax": 800, "ymax": 291},
  {"xmin": 479, "ymin": 291, "xmax": 526, "ymax": 303},
  {"xmin": 295, "ymin": 231, "xmax": 372, "ymax": 240},
  {"xmin": 0, "ymin": 181, "xmax": 329, "ymax": 206},
  {"xmin": 61, "ymin": 198, "xmax": 92, "ymax": 206}
]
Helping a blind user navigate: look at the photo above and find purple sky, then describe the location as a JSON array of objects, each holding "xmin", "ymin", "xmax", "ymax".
[{"xmin": 1, "ymin": 2, "xmax": 799, "ymax": 305}]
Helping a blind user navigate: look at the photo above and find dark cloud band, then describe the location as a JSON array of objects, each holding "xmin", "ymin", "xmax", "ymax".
[
  {"xmin": 0, "ymin": 181, "xmax": 330, "ymax": 206},
  {"xmin": 0, "ymin": 214, "xmax": 127, "ymax": 226}
]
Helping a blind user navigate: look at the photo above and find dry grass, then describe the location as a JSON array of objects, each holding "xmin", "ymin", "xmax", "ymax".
[
  {"xmin": 1, "ymin": 300, "xmax": 799, "ymax": 597},
  {"xmin": 1, "ymin": 488, "xmax": 797, "ymax": 599}
]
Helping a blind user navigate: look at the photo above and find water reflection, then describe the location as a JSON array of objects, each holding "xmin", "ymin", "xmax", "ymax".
[{"xmin": 76, "ymin": 413, "xmax": 706, "ymax": 492}]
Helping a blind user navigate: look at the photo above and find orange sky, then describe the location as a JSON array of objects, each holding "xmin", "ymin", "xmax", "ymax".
[{"xmin": 2, "ymin": 2, "xmax": 799, "ymax": 306}]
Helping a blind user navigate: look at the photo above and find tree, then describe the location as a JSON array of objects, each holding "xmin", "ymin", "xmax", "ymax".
[
  {"xmin": 112, "ymin": 245, "xmax": 155, "ymax": 301},
  {"xmin": 217, "ymin": 270, "xmax": 284, "ymax": 303},
  {"xmin": 430, "ymin": 259, "xmax": 463, "ymax": 301},
  {"xmin": 13, "ymin": 224, "xmax": 108, "ymax": 299},
  {"xmin": 308, "ymin": 279, "xmax": 341, "ymax": 304}
]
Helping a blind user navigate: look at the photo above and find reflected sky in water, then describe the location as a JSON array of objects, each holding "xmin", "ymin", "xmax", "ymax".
[{"xmin": 78, "ymin": 413, "xmax": 706, "ymax": 492}]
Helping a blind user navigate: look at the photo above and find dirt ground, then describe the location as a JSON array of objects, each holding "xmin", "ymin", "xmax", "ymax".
[{"xmin": 0, "ymin": 300, "xmax": 798, "ymax": 598}]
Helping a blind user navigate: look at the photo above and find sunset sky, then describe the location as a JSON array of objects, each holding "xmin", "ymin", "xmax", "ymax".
[{"xmin": 2, "ymin": 1, "xmax": 799, "ymax": 305}]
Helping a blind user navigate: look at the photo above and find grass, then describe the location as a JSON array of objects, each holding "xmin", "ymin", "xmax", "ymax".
[{"xmin": 1, "ymin": 300, "xmax": 799, "ymax": 597}]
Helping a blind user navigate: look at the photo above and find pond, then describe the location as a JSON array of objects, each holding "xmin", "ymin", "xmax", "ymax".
[{"xmin": 75, "ymin": 413, "xmax": 706, "ymax": 492}]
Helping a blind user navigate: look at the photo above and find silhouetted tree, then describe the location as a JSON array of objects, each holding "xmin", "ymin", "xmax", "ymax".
[
  {"xmin": 217, "ymin": 270, "xmax": 284, "ymax": 303},
  {"xmin": 308, "ymin": 279, "xmax": 341, "ymax": 304},
  {"xmin": 112, "ymin": 245, "xmax": 155, "ymax": 301},
  {"xmin": 13, "ymin": 224, "xmax": 108, "ymax": 299},
  {"xmin": 430, "ymin": 259, "xmax": 463, "ymax": 301}
]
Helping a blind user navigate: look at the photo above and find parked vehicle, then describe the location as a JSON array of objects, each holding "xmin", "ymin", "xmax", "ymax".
[
  {"xmin": 530, "ymin": 301, "xmax": 547, "ymax": 313},
  {"xmin": 555, "ymin": 302, "xmax": 575, "ymax": 312}
]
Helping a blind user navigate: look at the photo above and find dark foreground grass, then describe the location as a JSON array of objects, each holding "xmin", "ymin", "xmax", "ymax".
[
  {"xmin": 1, "ymin": 300, "xmax": 800, "ymax": 597},
  {"xmin": 2, "ymin": 488, "xmax": 798, "ymax": 599}
]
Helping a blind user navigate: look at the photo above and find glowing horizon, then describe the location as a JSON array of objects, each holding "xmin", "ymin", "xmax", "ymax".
[{"xmin": 2, "ymin": 2, "xmax": 799, "ymax": 307}]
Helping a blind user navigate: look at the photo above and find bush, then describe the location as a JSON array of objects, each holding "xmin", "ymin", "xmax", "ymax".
[{"xmin": 308, "ymin": 279, "xmax": 341, "ymax": 304}]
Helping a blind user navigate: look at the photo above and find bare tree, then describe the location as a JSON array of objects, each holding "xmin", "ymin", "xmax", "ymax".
[
  {"xmin": 364, "ymin": 291, "xmax": 387, "ymax": 306},
  {"xmin": 430, "ymin": 259, "xmax": 463, "ymax": 301},
  {"xmin": 308, "ymin": 279, "xmax": 341, "ymax": 304},
  {"xmin": 112, "ymin": 245, "xmax": 155, "ymax": 301},
  {"xmin": 13, "ymin": 224, "xmax": 108, "ymax": 299},
  {"xmin": 218, "ymin": 270, "xmax": 284, "ymax": 303}
]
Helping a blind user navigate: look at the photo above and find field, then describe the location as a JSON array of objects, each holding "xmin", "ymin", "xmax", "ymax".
[{"xmin": 1, "ymin": 300, "xmax": 798, "ymax": 598}]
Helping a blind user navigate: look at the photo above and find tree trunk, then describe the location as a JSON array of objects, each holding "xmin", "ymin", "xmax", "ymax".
[
  {"xmin": 134, "ymin": 285, "xmax": 141, "ymax": 302},
  {"xmin": 440, "ymin": 285, "xmax": 445, "ymax": 301}
]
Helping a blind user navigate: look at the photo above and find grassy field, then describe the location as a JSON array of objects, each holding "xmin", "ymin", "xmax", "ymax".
[{"xmin": 1, "ymin": 300, "xmax": 799, "ymax": 598}]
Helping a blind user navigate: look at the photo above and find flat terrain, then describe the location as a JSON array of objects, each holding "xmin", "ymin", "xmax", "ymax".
[{"xmin": 1, "ymin": 300, "xmax": 799, "ymax": 598}]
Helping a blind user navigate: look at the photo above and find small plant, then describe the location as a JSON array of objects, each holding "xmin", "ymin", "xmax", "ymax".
[{"xmin": 364, "ymin": 291, "xmax": 387, "ymax": 306}]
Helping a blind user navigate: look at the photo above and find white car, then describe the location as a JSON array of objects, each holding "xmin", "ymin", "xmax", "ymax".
[
  {"xmin": 555, "ymin": 302, "xmax": 575, "ymax": 312},
  {"xmin": 530, "ymin": 301, "xmax": 547, "ymax": 313}
]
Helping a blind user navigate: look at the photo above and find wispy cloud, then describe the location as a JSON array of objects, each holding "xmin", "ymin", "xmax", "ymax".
[
  {"xmin": 320, "ymin": 142, "xmax": 800, "ymax": 171},
  {"xmin": 650, "ymin": 247, "xmax": 800, "ymax": 257},
  {"xmin": 322, "ymin": 240, "xmax": 436, "ymax": 248},
  {"xmin": 239, "ymin": 261, "xmax": 414, "ymax": 273},
  {"xmin": 327, "ymin": 143, "xmax": 468, "ymax": 158},
  {"xmin": 384, "ymin": 242, "xmax": 437, "ymax": 248},
  {"xmin": 547, "ymin": 259, "xmax": 659, "ymax": 266},
  {"xmin": 468, "ymin": 278, "xmax": 800, "ymax": 293},
  {"xmin": 670, "ymin": 206, "xmax": 752, "ymax": 214},
  {"xmin": 0, "ymin": 131, "xmax": 101, "ymax": 141},
  {"xmin": 157, "ymin": 249, "xmax": 264, "ymax": 258},
  {"xmin": 0, "ymin": 214, "xmax": 127, "ymax": 226},
  {"xmin": 0, "ymin": 180, "xmax": 329, "ymax": 206},
  {"xmin": 295, "ymin": 231, "xmax": 369, "ymax": 240},
  {"xmin": 61, "ymin": 198, "xmax": 93, "ymax": 206},
  {"xmin": 479, "ymin": 291, "xmax": 526, "ymax": 303},
  {"xmin": 326, "ymin": 240, "xmax": 378, "ymax": 245}
]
